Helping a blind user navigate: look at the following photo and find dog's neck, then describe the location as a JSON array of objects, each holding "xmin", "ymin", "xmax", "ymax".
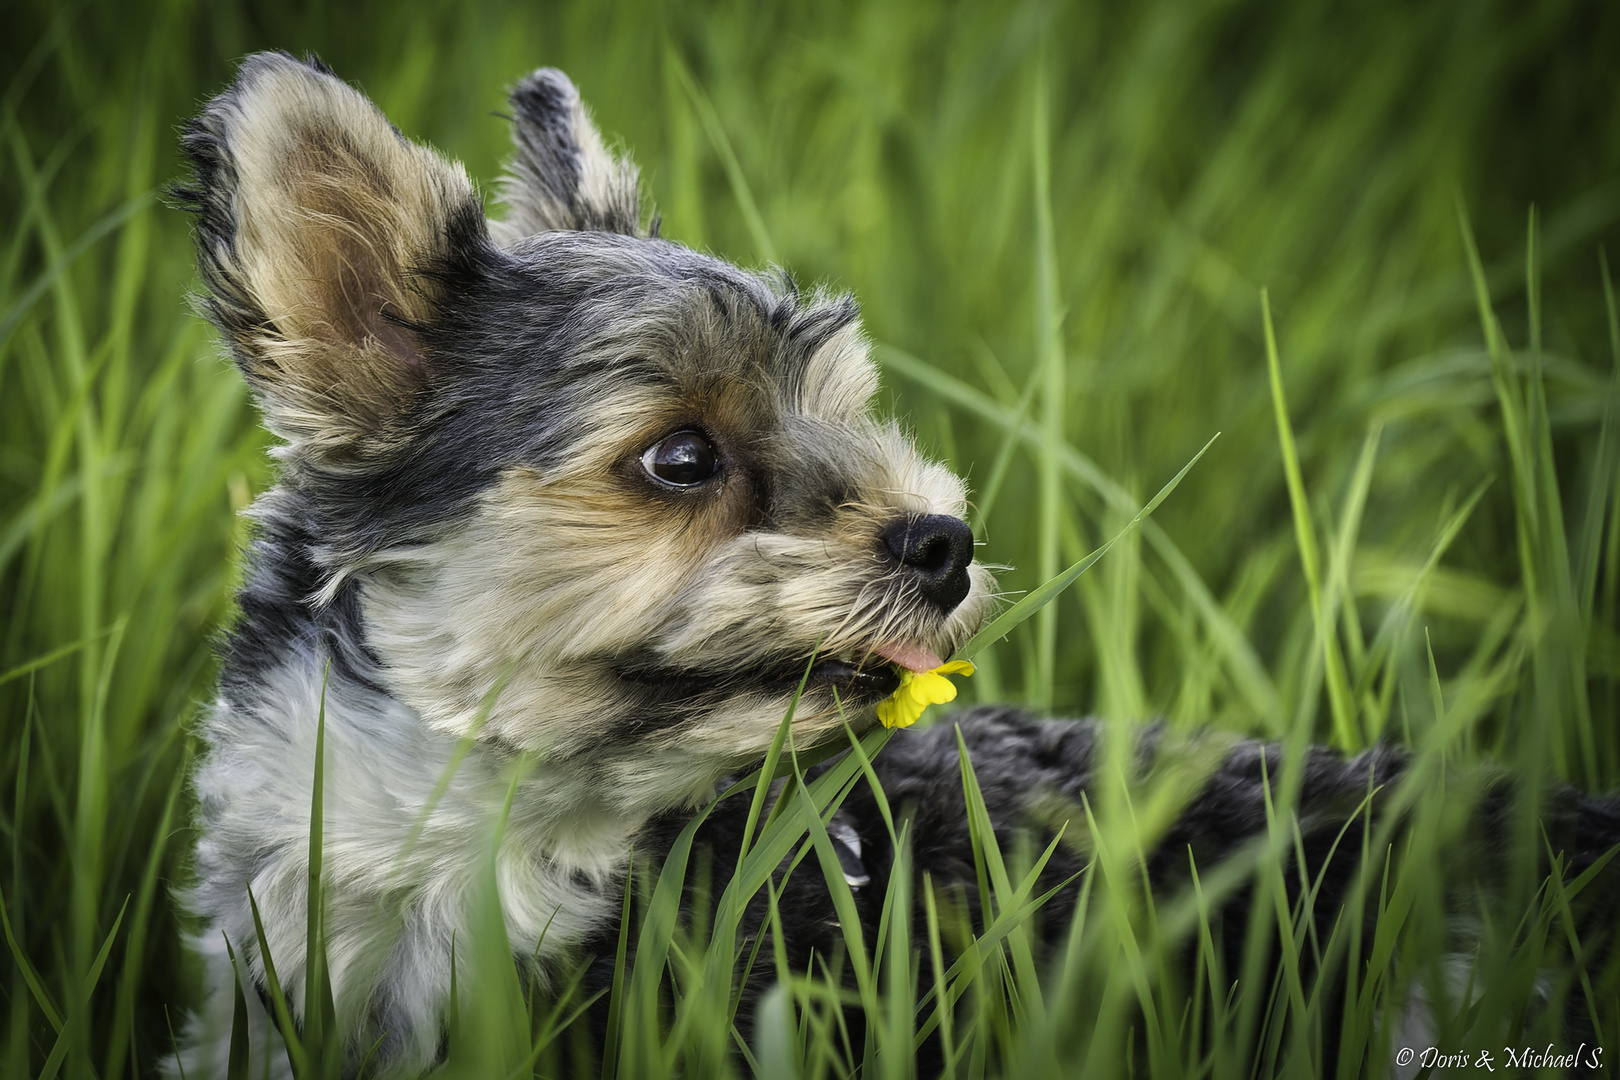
[{"xmin": 200, "ymin": 524, "xmax": 728, "ymax": 1000}]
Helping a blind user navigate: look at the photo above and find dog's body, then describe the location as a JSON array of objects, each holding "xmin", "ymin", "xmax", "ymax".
[{"xmin": 175, "ymin": 54, "xmax": 1618, "ymax": 1077}]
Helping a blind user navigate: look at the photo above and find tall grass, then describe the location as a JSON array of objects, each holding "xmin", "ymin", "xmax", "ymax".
[{"xmin": 3, "ymin": 0, "xmax": 1618, "ymax": 1075}]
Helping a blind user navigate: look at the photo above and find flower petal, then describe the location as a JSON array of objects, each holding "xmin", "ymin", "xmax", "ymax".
[
  {"xmin": 910, "ymin": 670, "xmax": 959, "ymax": 706},
  {"xmin": 874, "ymin": 660, "xmax": 975, "ymax": 728}
]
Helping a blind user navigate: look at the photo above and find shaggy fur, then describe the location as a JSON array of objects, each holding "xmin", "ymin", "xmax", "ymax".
[
  {"xmin": 174, "ymin": 52, "xmax": 994, "ymax": 1076},
  {"xmin": 173, "ymin": 54, "xmax": 1619, "ymax": 1078}
]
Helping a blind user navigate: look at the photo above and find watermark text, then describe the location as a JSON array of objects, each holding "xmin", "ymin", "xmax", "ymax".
[{"xmin": 1394, "ymin": 1043, "xmax": 1604, "ymax": 1072}]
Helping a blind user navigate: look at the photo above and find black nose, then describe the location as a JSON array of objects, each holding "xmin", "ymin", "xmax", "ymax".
[{"xmin": 880, "ymin": 514, "xmax": 975, "ymax": 612}]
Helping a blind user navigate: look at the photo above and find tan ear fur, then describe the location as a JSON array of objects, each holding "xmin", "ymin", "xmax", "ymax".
[{"xmin": 184, "ymin": 54, "xmax": 485, "ymax": 456}]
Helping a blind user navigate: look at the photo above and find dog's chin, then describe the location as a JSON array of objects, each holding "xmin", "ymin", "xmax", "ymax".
[{"xmin": 613, "ymin": 651, "xmax": 902, "ymax": 708}]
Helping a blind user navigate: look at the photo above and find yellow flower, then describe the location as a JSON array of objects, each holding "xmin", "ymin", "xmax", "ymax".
[{"xmin": 875, "ymin": 660, "xmax": 975, "ymax": 729}]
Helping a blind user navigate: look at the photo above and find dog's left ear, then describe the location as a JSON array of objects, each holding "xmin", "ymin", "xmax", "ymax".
[{"xmin": 493, "ymin": 69, "xmax": 642, "ymax": 242}]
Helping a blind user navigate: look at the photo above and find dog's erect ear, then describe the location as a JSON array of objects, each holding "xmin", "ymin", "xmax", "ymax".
[
  {"xmin": 178, "ymin": 53, "xmax": 485, "ymax": 458},
  {"xmin": 493, "ymin": 68, "xmax": 642, "ymax": 242}
]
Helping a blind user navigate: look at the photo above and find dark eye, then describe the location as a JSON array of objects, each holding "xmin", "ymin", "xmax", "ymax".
[{"xmin": 641, "ymin": 430, "xmax": 719, "ymax": 487}]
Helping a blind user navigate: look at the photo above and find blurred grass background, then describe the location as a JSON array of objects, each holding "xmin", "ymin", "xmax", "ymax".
[{"xmin": 3, "ymin": 0, "xmax": 1619, "ymax": 1075}]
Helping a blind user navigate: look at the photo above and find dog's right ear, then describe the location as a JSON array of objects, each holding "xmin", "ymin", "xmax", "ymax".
[
  {"xmin": 177, "ymin": 53, "xmax": 486, "ymax": 460},
  {"xmin": 493, "ymin": 68, "xmax": 642, "ymax": 242}
]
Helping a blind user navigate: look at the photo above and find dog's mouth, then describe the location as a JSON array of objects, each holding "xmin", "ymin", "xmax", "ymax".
[{"xmin": 613, "ymin": 641, "xmax": 946, "ymax": 706}]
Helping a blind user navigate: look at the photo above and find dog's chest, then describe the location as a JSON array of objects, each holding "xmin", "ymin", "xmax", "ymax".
[{"xmin": 192, "ymin": 654, "xmax": 647, "ymax": 995}]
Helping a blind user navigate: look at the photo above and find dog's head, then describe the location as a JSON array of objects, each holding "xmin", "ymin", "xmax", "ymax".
[{"xmin": 181, "ymin": 54, "xmax": 993, "ymax": 804}]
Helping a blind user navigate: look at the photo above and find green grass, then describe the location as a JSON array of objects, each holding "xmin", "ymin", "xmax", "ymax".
[{"xmin": 3, "ymin": 0, "xmax": 1620, "ymax": 1076}]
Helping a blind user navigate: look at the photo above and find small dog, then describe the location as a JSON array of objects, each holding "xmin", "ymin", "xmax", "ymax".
[{"xmin": 174, "ymin": 54, "xmax": 1618, "ymax": 1077}]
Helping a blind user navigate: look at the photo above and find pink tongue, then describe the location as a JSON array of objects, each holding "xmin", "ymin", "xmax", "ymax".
[{"xmin": 875, "ymin": 642, "xmax": 944, "ymax": 673}]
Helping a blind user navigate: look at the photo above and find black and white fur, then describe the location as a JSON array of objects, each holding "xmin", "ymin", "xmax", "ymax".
[{"xmin": 173, "ymin": 54, "xmax": 1620, "ymax": 1077}]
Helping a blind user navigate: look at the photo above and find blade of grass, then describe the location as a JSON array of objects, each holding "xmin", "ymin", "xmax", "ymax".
[
  {"xmin": 1354, "ymin": 478, "xmax": 1491, "ymax": 735},
  {"xmin": 223, "ymin": 937, "xmax": 252, "ymax": 1080},
  {"xmin": 37, "ymin": 897, "xmax": 127, "ymax": 1080},
  {"xmin": 0, "ymin": 881, "xmax": 63, "ymax": 1032},
  {"xmin": 879, "ymin": 823, "xmax": 913, "ymax": 1080},
  {"xmin": 0, "ymin": 192, "xmax": 151, "ymax": 355},
  {"xmin": 755, "ymin": 983, "xmax": 800, "ymax": 1080},
  {"xmin": 1576, "ymin": 248, "xmax": 1620, "ymax": 616},
  {"xmin": 599, "ymin": 853, "xmax": 633, "ymax": 1080},
  {"xmin": 968, "ymin": 341, "xmax": 1044, "ymax": 537},
  {"xmin": 1032, "ymin": 52, "xmax": 1066, "ymax": 711},
  {"xmin": 0, "ymin": 620, "xmax": 120, "ymax": 693},
  {"xmin": 666, "ymin": 48, "xmax": 778, "ymax": 265},
  {"xmin": 303, "ymin": 666, "xmax": 335, "ymax": 1071},
  {"xmin": 1326, "ymin": 421, "xmax": 1382, "ymax": 678},
  {"xmin": 1263, "ymin": 289, "xmax": 1357, "ymax": 748},
  {"xmin": 921, "ymin": 874, "xmax": 958, "ymax": 1078},
  {"xmin": 740, "ymin": 650, "xmax": 819, "ymax": 865},
  {"xmin": 955, "ymin": 434, "xmax": 1217, "ymax": 662},
  {"xmin": 248, "ymin": 887, "xmax": 308, "ymax": 1078}
]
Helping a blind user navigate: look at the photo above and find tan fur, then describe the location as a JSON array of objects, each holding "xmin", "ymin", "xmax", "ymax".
[
  {"xmin": 793, "ymin": 309, "xmax": 880, "ymax": 419},
  {"xmin": 217, "ymin": 60, "xmax": 477, "ymax": 452}
]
